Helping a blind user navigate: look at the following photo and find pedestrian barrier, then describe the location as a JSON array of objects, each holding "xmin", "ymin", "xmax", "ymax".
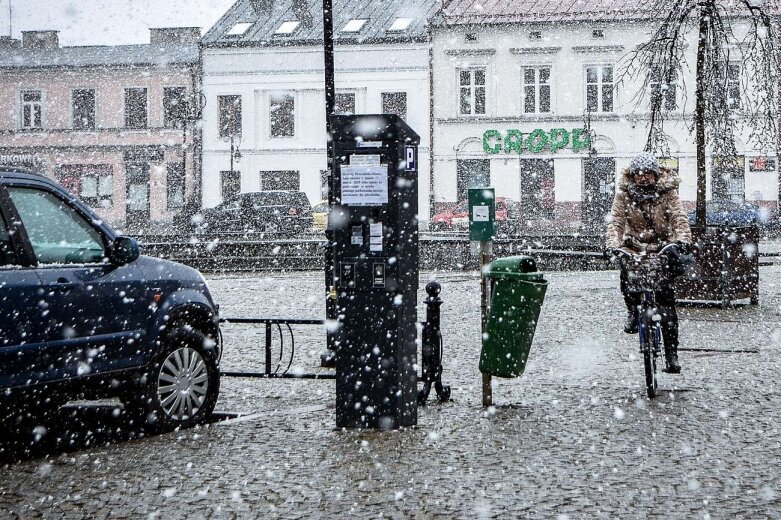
[{"xmin": 480, "ymin": 256, "xmax": 548, "ymax": 404}]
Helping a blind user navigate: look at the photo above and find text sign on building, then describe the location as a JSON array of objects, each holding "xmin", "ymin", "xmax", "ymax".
[
  {"xmin": 749, "ymin": 156, "xmax": 777, "ymax": 172},
  {"xmin": 482, "ymin": 128, "xmax": 592, "ymax": 155},
  {"xmin": 468, "ymin": 187, "xmax": 495, "ymax": 242},
  {"xmin": 340, "ymin": 164, "xmax": 389, "ymax": 206}
]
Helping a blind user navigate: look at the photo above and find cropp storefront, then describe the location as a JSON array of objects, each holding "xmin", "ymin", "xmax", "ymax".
[{"xmin": 433, "ymin": 125, "xmax": 620, "ymax": 231}]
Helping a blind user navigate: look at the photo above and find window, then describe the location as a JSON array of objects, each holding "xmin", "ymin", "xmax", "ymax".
[
  {"xmin": 221, "ymin": 170, "xmax": 241, "ymax": 202},
  {"xmin": 726, "ymin": 63, "xmax": 741, "ymax": 109},
  {"xmin": 7, "ymin": 187, "xmax": 105, "ymax": 265},
  {"xmin": 522, "ymin": 67, "xmax": 551, "ymax": 114},
  {"xmin": 520, "ymin": 159, "xmax": 555, "ymax": 220},
  {"xmin": 382, "ymin": 92, "xmax": 407, "ymax": 120},
  {"xmin": 456, "ymin": 159, "xmax": 490, "ymax": 201},
  {"xmin": 650, "ymin": 66, "xmax": 678, "ymax": 111},
  {"xmin": 335, "ymin": 92, "xmax": 356, "ymax": 115},
  {"xmin": 585, "ymin": 65, "xmax": 614, "ymax": 113},
  {"xmin": 0, "ymin": 212, "xmax": 18, "ymax": 267},
  {"xmin": 529, "ymin": 31, "xmax": 542, "ymax": 40},
  {"xmin": 342, "ymin": 19, "xmax": 367, "ymax": 33},
  {"xmin": 57, "ymin": 164, "xmax": 113, "ymax": 208},
  {"xmin": 388, "ymin": 18, "xmax": 413, "ymax": 32},
  {"xmin": 465, "ymin": 33, "xmax": 478, "ymax": 42},
  {"xmin": 275, "ymin": 21, "xmax": 301, "ymax": 35},
  {"xmin": 167, "ymin": 163, "xmax": 186, "ymax": 210},
  {"xmin": 20, "ymin": 90, "xmax": 43, "ymax": 129},
  {"xmin": 592, "ymin": 29, "xmax": 605, "ymax": 39},
  {"xmin": 218, "ymin": 95, "xmax": 242, "ymax": 137},
  {"xmin": 270, "ymin": 92, "xmax": 295, "ymax": 138},
  {"xmin": 459, "ymin": 69, "xmax": 486, "ymax": 115},
  {"xmin": 163, "ymin": 87, "xmax": 188, "ymax": 129},
  {"xmin": 124, "ymin": 88, "xmax": 148, "ymax": 129},
  {"xmin": 259, "ymin": 171, "xmax": 300, "ymax": 191},
  {"xmin": 226, "ymin": 22, "xmax": 253, "ymax": 36},
  {"xmin": 72, "ymin": 89, "xmax": 95, "ymax": 130}
]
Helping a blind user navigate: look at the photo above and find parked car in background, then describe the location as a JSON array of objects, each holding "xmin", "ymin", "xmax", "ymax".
[
  {"xmin": 0, "ymin": 167, "xmax": 221, "ymax": 432},
  {"xmin": 431, "ymin": 197, "xmax": 519, "ymax": 234},
  {"xmin": 686, "ymin": 200, "xmax": 772, "ymax": 228},
  {"xmin": 198, "ymin": 191, "xmax": 313, "ymax": 236},
  {"xmin": 312, "ymin": 200, "xmax": 328, "ymax": 231}
]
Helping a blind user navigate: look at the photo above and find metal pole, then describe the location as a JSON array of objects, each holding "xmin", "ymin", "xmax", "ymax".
[
  {"xmin": 322, "ymin": 0, "xmax": 337, "ymax": 356},
  {"xmin": 230, "ymin": 134, "xmax": 234, "ymax": 174},
  {"xmin": 480, "ymin": 241, "xmax": 492, "ymax": 407}
]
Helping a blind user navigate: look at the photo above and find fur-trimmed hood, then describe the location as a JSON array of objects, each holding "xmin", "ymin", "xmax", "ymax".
[{"xmin": 617, "ymin": 167, "xmax": 681, "ymax": 195}]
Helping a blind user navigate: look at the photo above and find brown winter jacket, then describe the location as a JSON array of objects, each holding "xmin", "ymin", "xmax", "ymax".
[{"xmin": 605, "ymin": 167, "xmax": 692, "ymax": 252}]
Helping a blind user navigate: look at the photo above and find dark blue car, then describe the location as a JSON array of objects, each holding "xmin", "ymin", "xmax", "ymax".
[
  {"xmin": 686, "ymin": 200, "xmax": 770, "ymax": 228},
  {"xmin": 0, "ymin": 167, "xmax": 220, "ymax": 431}
]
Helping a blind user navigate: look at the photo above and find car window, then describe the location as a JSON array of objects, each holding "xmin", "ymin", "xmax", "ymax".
[
  {"xmin": 7, "ymin": 187, "xmax": 106, "ymax": 265},
  {"xmin": 0, "ymin": 211, "xmax": 19, "ymax": 267}
]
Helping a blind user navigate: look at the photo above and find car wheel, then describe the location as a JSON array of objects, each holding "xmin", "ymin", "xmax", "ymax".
[{"xmin": 125, "ymin": 328, "xmax": 220, "ymax": 432}]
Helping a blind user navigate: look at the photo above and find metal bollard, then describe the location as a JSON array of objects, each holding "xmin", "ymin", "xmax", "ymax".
[{"xmin": 418, "ymin": 281, "xmax": 451, "ymax": 405}]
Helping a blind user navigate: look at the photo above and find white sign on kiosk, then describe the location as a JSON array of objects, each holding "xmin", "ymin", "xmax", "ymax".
[{"xmin": 341, "ymin": 164, "xmax": 389, "ymax": 206}]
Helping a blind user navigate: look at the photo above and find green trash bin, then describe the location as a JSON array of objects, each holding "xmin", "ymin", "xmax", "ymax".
[{"xmin": 479, "ymin": 256, "xmax": 548, "ymax": 378}]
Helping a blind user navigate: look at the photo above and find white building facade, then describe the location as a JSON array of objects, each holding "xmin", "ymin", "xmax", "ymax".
[
  {"xmin": 432, "ymin": 2, "xmax": 779, "ymax": 230},
  {"xmin": 201, "ymin": 0, "xmax": 437, "ymax": 219}
]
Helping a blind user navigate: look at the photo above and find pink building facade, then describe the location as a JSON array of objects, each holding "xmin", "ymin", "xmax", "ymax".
[{"xmin": 0, "ymin": 29, "xmax": 202, "ymax": 231}]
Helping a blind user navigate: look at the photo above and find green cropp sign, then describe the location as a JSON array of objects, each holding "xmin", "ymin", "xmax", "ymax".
[{"xmin": 483, "ymin": 128, "xmax": 591, "ymax": 154}]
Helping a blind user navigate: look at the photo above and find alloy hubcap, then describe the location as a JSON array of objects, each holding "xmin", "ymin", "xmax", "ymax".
[{"xmin": 157, "ymin": 347, "xmax": 209, "ymax": 421}]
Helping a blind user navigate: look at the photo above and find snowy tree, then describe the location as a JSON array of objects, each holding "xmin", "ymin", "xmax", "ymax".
[{"xmin": 621, "ymin": 0, "xmax": 781, "ymax": 228}]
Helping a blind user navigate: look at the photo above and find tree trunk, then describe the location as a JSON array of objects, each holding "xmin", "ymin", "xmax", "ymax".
[{"xmin": 694, "ymin": 2, "xmax": 709, "ymax": 230}]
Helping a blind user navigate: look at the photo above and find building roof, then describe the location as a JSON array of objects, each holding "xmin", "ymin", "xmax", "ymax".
[
  {"xmin": 0, "ymin": 43, "xmax": 198, "ymax": 70},
  {"xmin": 202, "ymin": 0, "xmax": 438, "ymax": 47},
  {"xmin": 438, "ymin": 0, "xmax": 780, "ymax": 25}
]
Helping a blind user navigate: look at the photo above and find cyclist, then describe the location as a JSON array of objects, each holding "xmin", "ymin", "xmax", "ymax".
[{"xmin": 605, "ymin": 152, "xmax": 693, "ymax": 373}]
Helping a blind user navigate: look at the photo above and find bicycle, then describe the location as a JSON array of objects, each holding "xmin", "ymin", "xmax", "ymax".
[{"xmin": 613, "ymin": 243, "xmax": 681, "ymax": 398}]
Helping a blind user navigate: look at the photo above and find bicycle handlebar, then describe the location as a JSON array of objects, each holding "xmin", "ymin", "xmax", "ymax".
[{"xmin": 611, "ymin": 242, "xmax": 689, "ymax": 260}]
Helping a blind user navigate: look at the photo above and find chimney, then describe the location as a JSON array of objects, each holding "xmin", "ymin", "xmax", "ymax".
[
  {"xmin": 250, "ymin": 0, "xmax": 274, "ymax": 14},
  {"xmin": 21, "ymin": 30, "xmax": 59, "ymax": 50},
  {"xmin": 0, "ymin": 36, "xmax": 21, "ymax": 50},
  {"xmin": 149, "ymin": 27, "xmax": 202, "ymax": 44}
]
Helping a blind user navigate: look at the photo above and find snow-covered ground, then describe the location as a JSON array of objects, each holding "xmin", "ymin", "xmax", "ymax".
[{"xmin": 2, "ymin": 267, "xmax": 780, "ymax": 517}]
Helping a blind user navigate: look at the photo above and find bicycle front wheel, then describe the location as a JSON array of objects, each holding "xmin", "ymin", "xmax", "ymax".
[{"xmin": 644, "ymin": 348, "xmax": 657, "ymax": 398}]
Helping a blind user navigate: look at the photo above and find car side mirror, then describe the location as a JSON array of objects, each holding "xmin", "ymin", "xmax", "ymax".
[{"xmin": 111, "ymin": 236, "xmax": 140, "ymax": 265}]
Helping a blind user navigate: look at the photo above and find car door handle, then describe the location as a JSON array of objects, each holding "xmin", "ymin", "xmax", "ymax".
[{"xmin": 46, "ymin": 279, "xmax": 79, "ymax": 291}]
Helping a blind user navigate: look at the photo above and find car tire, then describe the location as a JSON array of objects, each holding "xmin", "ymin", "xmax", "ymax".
[{"xmin": 124, "ymin": 328, "xmax": 220, "ymax": 433}]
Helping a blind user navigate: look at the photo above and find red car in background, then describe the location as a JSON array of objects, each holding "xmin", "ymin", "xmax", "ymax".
[{"xmin": 431, "ymin": 197, "xmax": 517, "ymax": 232}]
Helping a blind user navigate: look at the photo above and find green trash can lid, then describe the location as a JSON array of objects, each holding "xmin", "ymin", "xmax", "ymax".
[{"xmin": 485, "ymin": 256, "xmax": 544, "ymax": 280}]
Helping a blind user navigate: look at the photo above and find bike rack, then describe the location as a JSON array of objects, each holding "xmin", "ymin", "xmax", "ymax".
[
  {"xmin": 219, "ymin": 318, "xmax": 335, "ymax": 379},
  {"xmin": 218, "ymin": 284, "xmax": 451, "ymax": 403}
]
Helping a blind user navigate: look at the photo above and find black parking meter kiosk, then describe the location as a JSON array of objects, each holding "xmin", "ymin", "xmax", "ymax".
[{"xmin": 329, "ymin": 114, "xmax": 419, "ymax": 429}]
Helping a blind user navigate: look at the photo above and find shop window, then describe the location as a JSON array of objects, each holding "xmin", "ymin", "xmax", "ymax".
[
  {"xmin": 270, "ymin": 92, "xmax": 295, "ymax": 138},
  {"xmin": 58, "ymin": 164, "xmax": 113, "ymax": 209},
  {"xmin": 712, "ymin": 156, "xmax": 745, "ymax": 201},
  {"xmin": 259, "ymin": 170, "xmax": 300, "ymax": 191},
  {"xmin": 166, "ymin": 163, "xmax": 186, "ymax": 210},
  {"xmin": 459, "ymin": 69, "xmax": 486, "ymax": 115},
  {"xmin": 20, "ymin": 90, "xmax": 43, "ymax": 129},
  {"xmin": 585, "ymin": 65, "xmax": 614, "ymax": 113},
  {"xmin": 218, "ymin": 95, "xmax": 242, "ymax": 137},
  {"xmin": 124, "ymin": 88, "xmax": 148, "ymax": 129},
  {"xmin": 335, "ymin": 92, "xmax": 356, "ymax": 115},
  {"xmin": 163, "ymin": 87, "xmax": 188, "ymax": 129},
  {"xmin": 72, "ymin": 89, "xmax": 96, "ymax": 130},
  {"xmin": 382, "ymin": 92, "xmax": 407, "ymax": 120},
  {"xmin": 725, "ymin": 63, "xmax": 741, "ymax": 109},
  {"xmin": 520, "ymin": 159, "xmax": 555, "ymax": 220},
  {"xmin": 522, "ymin": 67, "xmax": 551, "ymax": 114},
  {"xmin": 456, "ymin": 159, "xmax": 490, "ymax": 201},
  {"xmin": 221, "ymin": 170, "xmax": 241, "ymax": 202}
]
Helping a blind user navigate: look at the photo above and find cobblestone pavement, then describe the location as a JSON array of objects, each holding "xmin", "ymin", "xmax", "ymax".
[{"xmin": 1, "ymin": 266, "xmax": 781, "ymax": 518}]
